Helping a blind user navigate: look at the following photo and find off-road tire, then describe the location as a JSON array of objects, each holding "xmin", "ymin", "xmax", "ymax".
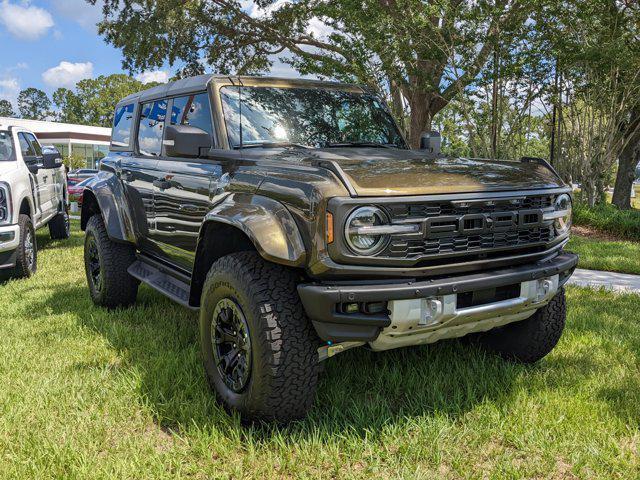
[
  {"xmin": 477, "ymin": 288, "xmax": 566, "ymax": 363},
  {"xmin": 48, "ymin": 209, "xmax": 70, "ymax": 239},
  {"xmin": 14, "ymin": 214, "xmax": 37, "ymax": 278},
  {"xmin": 200, "ymin": 251, "xmax": 321, "ymax": 423},
  {"xmin": 84, "ymin": 214, "xmax": 139, "ymax": 308}
]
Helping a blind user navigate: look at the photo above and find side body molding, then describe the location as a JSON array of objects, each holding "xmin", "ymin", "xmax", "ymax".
[
  {"xmin": 203, "ymin": 193, "xmax": 307, "ymax": 267},
  {"xmin": 80, "ymin": 171, "xmax": 136, "ymax": 243}
]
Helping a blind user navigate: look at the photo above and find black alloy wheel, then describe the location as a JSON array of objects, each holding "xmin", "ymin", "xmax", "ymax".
[
  {"xmin": 85, "ymin": 232, "xmax": 102, "ymax": 294},
  {"xmin": 211, "ymin": 298, "xmax": 252, "ymax": 393}
]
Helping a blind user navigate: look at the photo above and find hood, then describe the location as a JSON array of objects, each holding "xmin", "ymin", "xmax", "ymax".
[
  {"xmin": 245, "ymin": 148, "xmax": 564, "ymax": 197},
  {"xmin": 0, "ymin": 160, "xmax": 18, "ymax": 178}
]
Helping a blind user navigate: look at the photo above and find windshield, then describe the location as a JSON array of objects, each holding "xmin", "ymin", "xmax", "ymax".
[
  {"xmin": 0, "ymin": 130, "xmax": 15, "ymax": 162},
  {"xmin": 220, "ymin": 86, "xmax": 406, "ymax": 149}
]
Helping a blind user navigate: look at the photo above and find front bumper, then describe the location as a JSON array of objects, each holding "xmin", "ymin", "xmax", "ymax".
[
  {"xmin": 0, "ymin": 224, "xmax": 19, "ymax": 270},
  {"xmin": 298, "ymin": 252, "xmax": 578, "ymax": 344}
]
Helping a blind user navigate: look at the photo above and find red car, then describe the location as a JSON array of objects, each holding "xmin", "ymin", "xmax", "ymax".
[
  {"xmin": 67, "ymin": 169, "xmax": 98, "ymax": 187},
  {"xmin": 68, "ymin": 178, "xmax": 92, "ymax": 208}
]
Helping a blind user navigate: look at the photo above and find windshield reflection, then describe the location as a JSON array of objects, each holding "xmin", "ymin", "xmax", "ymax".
[{"xmin": 220, "ymin": 86, "xmax": 406, "ymax": 149}]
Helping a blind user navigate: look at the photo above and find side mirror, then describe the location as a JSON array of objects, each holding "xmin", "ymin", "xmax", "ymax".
[
  {"xmin": 419, "ymin": 131, "xmax": 441, "ymax": 156},
  {"xmin": 42, "ymin": 148, "xmax": 63, "ymax": 169},
  {"xmin": 164, "ymin": 124, "xmax": 212, "ymax": 158}
]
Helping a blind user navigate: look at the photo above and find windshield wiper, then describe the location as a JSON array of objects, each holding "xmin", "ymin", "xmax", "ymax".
[
  {"xmin": 322, "ymin": 141, "xmax": 396, "ymax": 149},
  {"xmin": 234, "ymin": 141, "xmax": 309, "ymax": 150}
]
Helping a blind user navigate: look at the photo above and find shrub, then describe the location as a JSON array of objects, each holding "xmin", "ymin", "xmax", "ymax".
[{"xmin": 573, "ymin": 200, "xmax": 640, "ymax": 240}]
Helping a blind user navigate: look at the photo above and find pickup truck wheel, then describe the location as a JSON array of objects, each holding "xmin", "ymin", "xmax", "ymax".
[
  {"xmin": 84, "ymin": 215, "xmax": 139, "ymax": 308},
  {"xmin": 14, "ymin": 214, "xmax": 37, "ymax": 278},
  {"xmin": 199, "ymin": 252, "xmax": 320, "ymax": 423},
  {"xmin": 476, "ymin": 288, "xmax": 566, "ymax": 364},
  {"xmin": 48, "ymin": 210, "xmax": 70, "ymax": 239}
]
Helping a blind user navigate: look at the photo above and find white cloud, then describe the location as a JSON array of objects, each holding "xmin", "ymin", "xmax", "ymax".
[
  {"xmin": 42, "ymin": 61, "xmax": 94, "ymax": 89},
  {"xmin": 51, "ymin": 0, "xmax": 103, "ymax": 31},
  {"xmin": 135, "ymin": 70, "xmax": 170, "ymax": 84},
  {"xmin": 0, "ymin": 76, "xmax": 19, "ymax": 106},
  {"xmin": 0, "ymin": 1, "xmax": 54, "ymax": 41}
]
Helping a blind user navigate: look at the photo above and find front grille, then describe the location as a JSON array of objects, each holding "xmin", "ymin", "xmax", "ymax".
[{"xmin": 379, "ymin": 194, "xmax": 556, "ymax": 261}]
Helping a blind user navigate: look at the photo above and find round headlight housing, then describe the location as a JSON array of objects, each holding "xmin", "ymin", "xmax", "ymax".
[
  {"xmin": 345, "ymin": 206, "xmax": 389, "ymax": 255},
  {"xmin": 554, "ymin": 193, "xmax": 572, "ymax": 235}
]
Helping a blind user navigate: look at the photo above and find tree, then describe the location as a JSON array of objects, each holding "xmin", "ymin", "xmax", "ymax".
[
  {"xmin": 53, "ymin": 74, "xmax": 157, "ymax": 127},
  {"xmin": 0, "ymin": 99, "xmax": 15, "ymax": 117},
  {"xmin": 91, "ymin": 0, "xmax": 530, "ymax": 147},
  {"xmin": 17, "ymin": 88, "xmax": 52, "ymax": 120}
]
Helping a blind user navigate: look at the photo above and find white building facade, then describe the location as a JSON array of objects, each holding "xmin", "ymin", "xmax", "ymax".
[{"xmin": 0, "ymin": 117, "xmax": 111, "ymax": 169}]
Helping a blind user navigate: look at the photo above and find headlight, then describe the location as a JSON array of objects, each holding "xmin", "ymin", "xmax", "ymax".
[
  {"xmin": 543, "ymin": 193, "xmax": 572, "ymax": 235},
  {"xmin": 0, "ymin": 184, "xmax": 9, "ymax": 225},
  {"xmin": 345, "ymin": 206, "xmax": 390, "ymax": 255}
]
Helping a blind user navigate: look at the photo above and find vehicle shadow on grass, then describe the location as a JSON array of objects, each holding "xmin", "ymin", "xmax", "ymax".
[{"xmin": 19, "ymin": 281, "xmax": 615, "ymax": 441}]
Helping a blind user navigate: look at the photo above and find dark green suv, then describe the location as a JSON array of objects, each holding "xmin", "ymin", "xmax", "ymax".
[{"xmin": 80, "ymin": 75, "xmax": 577, "ymax": 422}]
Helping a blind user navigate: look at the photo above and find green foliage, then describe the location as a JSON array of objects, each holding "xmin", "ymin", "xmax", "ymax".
[
  {"xmin": 63, "ymin": 152, "xmax": 87, "ymax": 171},
  {"xmin": 573, "ymin": 199, "xmax": 640, "ymax": 241},
  {"xmin": 53, "ymin": 74, "xmax": 159, "ymax": 127},
  {"xmin": 17, "ymin": 88, "xmax": 51, "ymax": 120},
  {"xmin": 0, "ymin": 99, "xmax": 15, "ymax": 117}
]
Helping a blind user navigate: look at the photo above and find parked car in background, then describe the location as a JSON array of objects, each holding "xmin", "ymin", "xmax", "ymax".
[
  {"xmin": 68, "ymin": 169, "xmax": 98, "ymax": 186},
  {"xmin": 80, "ymin": 75, "xmax": 577, "ymax": 423},
  {"xmin": 68, "ymin": 178, "xmax": 92, "ymax": 209},
  {"xmin": 0, "ymin": 125, "xmax": 70, "ymax": 279}
]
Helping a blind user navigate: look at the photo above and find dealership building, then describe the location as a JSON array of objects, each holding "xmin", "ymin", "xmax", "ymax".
[{"xmin": 0, "ymin": 117, "xmax": 111, "ymax": 169}]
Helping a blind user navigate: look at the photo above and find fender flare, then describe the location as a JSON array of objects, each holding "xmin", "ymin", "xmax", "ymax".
[
  {"xmin": 201, "ymin": 193, "xmax": 307, "ymax": 267},
  {"xmin": 80, "ymin": 171, "xmax": 136, "ymax": 243}
]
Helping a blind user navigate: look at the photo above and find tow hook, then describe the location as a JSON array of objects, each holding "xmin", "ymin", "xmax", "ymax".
[{"xmin": 317, "ymin": 341, "xmax": 364, "ymax": 362}]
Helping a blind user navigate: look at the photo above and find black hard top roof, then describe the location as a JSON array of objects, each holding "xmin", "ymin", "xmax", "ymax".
[{"xmin": 116, "ymin": 75, "xmax": 364, "ymax": 106}]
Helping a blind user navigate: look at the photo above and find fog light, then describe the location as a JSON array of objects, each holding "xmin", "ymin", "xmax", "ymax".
[{"xmin": 363, "ymin": 301, "xmax": 387, "ymax": 314}]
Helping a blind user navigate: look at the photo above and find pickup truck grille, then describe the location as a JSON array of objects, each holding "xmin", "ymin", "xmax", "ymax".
[{"xmin": 380, "ymin": 194, "xmax": 556, "ymax": 262}]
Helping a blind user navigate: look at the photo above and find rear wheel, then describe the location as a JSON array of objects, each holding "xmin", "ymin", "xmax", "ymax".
[
  {"xmin": 84, "ymin": 215, "xmax": 139, "ymax": 308},
  {"xmin": 476, "ymin": 289, "xmax": 566, "ymax": 363},
  {"xmin": 199, "ymin": 252, "xmax": 320, "ymax": 423},
  {"xmin": 48, "ymin": 209, "xmax": 70, "ymax": 239},
  {"xmin": 14, "ymin": 214, "xmax": 37, "ymax": 278}
]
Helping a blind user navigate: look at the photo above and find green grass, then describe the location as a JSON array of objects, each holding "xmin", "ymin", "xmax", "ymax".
[
  {"xmin": 568, "ymin": 235, "xmax": 640, "ymax": 275},
  {"xmin": 0, "ymin": 223, "xmax": 639, "ymax": 479}
]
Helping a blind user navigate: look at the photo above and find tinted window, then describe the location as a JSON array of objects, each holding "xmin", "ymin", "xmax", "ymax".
[
  {"xmin": 0, "ymin": 130, "xmax": 15, "ymax": 162},
  {"xmin": 23, "ymin": 133, "xmax": 42, "ymax": 156},
  {"xmin": 137, "ymin": 100, "xmax": 167, "ymax": 156},
  {"xmin": 112, "ymin": 103, "xmax": 135, "ymax": 147},
  {"xmin": 171, "ymin": 93, "xmax": 213, "ymax": 137},
  {"xmin": 18, "ymin": 133, "xmax": 36, "ymax": 157}
]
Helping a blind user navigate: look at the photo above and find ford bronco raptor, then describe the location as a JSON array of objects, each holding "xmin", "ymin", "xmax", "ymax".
[
  {"xmin": 80, "ymin": 76, "xmax": 577, "ymax": 422},
  {"xmin": 0, "ymin": 125, "xmax": 69, "ymax": 279}
]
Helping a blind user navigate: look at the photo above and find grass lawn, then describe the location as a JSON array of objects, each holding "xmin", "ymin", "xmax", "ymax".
[
  {"xmin": 0, "ymin": 223, "xmax": 639, "ymax": 479},
  {"xmin": 568, "ymin": 234, "xmax": 640, "ymax": 275}
]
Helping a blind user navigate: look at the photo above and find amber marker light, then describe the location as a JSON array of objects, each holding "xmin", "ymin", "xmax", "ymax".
[{"xmin": 326, "ymin": 212, "xmax": 334, "ymax": 244}]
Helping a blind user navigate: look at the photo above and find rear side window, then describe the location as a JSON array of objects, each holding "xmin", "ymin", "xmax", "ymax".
[
  {"xmin": 170, "ymin": 93, "xmax": 213, "ymax": 138},
  {"xmin": 112, "ymin": 103, "xmax": 135, "ymax": 148},
  {"xmin": 137, "ymin": 100, "xmax": 167, "ymax": 157}
]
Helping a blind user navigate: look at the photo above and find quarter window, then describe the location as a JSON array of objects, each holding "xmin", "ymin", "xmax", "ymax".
[
  {"xmin": 137, "ymin": 100, "xmax": 167, "ymax": 156},
  {"xmin": 112, "ymin": 103, "xmax": 135, "ymax": 148},
  {"xmin": 23, "ymin": 133, "xmax": 42, "ymax": 156},
  {"xmin": 171, "ymin": 93, "xmax": 213, "ymax": 138}
]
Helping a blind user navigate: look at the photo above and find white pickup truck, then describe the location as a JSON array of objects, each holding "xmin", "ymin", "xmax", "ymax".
[{"xmin": 0, "ymin": 124, "xmax": 70, "ymax": 279}]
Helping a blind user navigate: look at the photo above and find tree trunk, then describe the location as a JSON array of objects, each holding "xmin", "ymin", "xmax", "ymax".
[
  {"xmin": 407, "ymin": 91, "xmax": 448, "ymax": 149},
  {"xmin": 612, "ymin": 139, "xmax": 640, "ymax": 209}
]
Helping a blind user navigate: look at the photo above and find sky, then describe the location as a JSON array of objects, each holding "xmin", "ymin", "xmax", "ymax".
[{"xmin": 0, "ymin": 0, "xmax": 308, "ymax": 112}]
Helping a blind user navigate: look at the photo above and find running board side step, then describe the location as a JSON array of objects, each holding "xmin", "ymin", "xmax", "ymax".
[{"xmin": 128, "ymin": 260, "xmax": 198, "ymax": 310}]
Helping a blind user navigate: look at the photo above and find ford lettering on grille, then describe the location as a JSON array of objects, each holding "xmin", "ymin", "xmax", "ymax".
[{"xmin": 423, "ymin": 209, "xmax": 543, "ymax": 238}]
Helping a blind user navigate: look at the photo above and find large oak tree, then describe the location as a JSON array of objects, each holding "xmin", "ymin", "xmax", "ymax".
[{"xmin": 91, "ymin": 0, "xmax": 528, "ymax": 147}]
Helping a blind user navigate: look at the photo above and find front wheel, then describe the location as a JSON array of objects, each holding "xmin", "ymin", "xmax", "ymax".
[
  {"xmin": 84, "ymin": 215, "xmax": 139, "ymax": 308},
  {"xmin": 476, "ymin": 288, "xmax": 566, "ymax": 363},
  {"xmin": 14, "ymin": 214, "xmax": 37, "ymax": 278},
  {"xmin": 199, "ymin": 252, "xmax": 320, "ymax": 423}
]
